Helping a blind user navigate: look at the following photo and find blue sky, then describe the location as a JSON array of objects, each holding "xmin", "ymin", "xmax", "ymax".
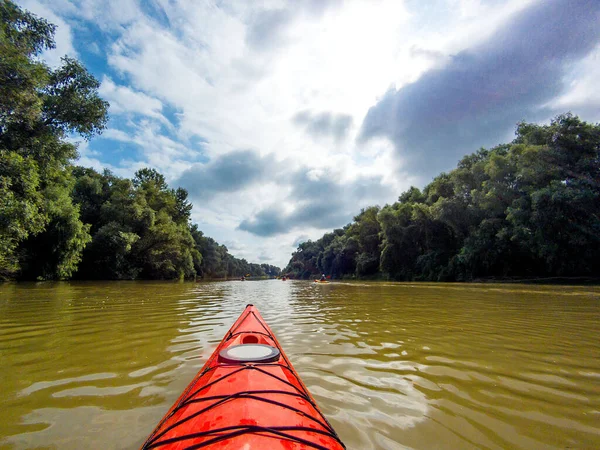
[{"xmin": 19, "ymin": 0, "xmax": 600, "ymax": 268}]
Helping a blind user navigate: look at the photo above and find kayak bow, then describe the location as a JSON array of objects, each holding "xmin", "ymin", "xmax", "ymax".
[{"xmin": 141, "ymin": 304, "xmax": 345, "ymax": 450}]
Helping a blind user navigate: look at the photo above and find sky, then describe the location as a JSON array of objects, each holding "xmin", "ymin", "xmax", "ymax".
[{"xmin": 18, "ymin": 0, "xmax": 600, "ymax": 268}]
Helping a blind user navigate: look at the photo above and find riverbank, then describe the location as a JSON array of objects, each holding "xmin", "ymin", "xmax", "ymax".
[{"xmin": 287, "ymin": 274, "xmax": 600, "ymax": 285}]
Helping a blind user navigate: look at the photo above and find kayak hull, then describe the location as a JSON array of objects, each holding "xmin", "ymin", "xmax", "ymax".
[{"xmin": 141, "ymin": 304, "xmax": 344, "ymax": 449}]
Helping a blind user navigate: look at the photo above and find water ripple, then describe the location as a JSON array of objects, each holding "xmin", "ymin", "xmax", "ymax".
[{"xmin": 0, "ymin": 280, "xmax": 599, "ymax": 449}]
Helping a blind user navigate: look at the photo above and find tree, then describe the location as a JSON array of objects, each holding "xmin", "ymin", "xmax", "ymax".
[
  {"xmin": 73, "ymin": 167, "xmax": 204, "ymax": 280},
  {"xmin": 0, "ymin": 1, "xmax": 108, "ymax": 279},
  {"xmin": 285, "ymin": 114, "xmax": 600, "ymax": 281},
  {"xmin": 349, "ymin": 206, "xmax": 381, "ymax": 276}
]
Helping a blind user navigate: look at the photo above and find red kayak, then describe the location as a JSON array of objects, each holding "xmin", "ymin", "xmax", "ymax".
[{"xmin": 141, "ymin": 304, "xmax": 345, "ymax": 449}]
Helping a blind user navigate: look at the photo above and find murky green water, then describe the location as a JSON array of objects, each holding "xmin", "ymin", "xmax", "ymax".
[{"xmin": 0, "ymin": 281, "xmax": 599, "ymax": 449}]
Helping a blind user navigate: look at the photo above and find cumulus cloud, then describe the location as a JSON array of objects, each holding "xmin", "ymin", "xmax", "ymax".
[
  {"xmin": 239, "ymin": 203, "xmax": 350, "ymax": 237},
  {"xmin": 359, "ymin": 0, "xmax": 600, "ymax": 177},
  {"xmin": 238, "ymin": 168, "xmax": 391, "ymax": 237},
  {"xmin": 293, "ymin": 110, "xmax": 353, "ymax": 141},
  {"xmin": 176, "ymin": 150, "xmax": 270, "ymax": 200},
  {"xmin": 245, "ymin": 0, "xmax": 343, "ymax": 51},
  {"xmin": 408, "ymin": 45, "xmax": 447, "ymax": 63},
  {"xmin": 257, "ymin": 251, "xmax": 273, "ymax": 262},
  {"xmin": 54, "ymin": 0, "xmax": 140, "ymax": 30},
  {"xmin": 547, "ymin": 44, "xmax": 600, "ymax": 122},
  {"xmin": 245, "ymin": 8, "xmax": 293, "ymax": 51},
  {"xmin": 99, "ymin": 77, "xmax": 167, "ymax": 123},
  {"xmin": 98, "ymin": 122, "xmax": 199, "ymax": 180}
]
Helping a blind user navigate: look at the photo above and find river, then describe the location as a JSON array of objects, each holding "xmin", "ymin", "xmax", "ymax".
[{"xmin": 0, "ymin": 280, "xmax": 599, "ymax": 449}]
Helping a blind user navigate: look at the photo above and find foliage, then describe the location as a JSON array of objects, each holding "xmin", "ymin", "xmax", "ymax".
[
  {"xmin": 71, "ymin": 167, "xmax": 277, "ymax": 280},
  {"xmin": 285, "ymin": 114, "xmax": 600, "ymax": 281},
  {"xmin": 189, "ymin": 224, "xmax": 280, "ymax": 279},
  {"xmin": 0, "ymin": 0, "xmax": 107, "ymax": 279}
]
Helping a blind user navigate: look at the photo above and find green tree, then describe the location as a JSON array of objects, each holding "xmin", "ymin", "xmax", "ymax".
[
  {"xmin": 0, "ymin": 1, "xmax": 108, "ymax": 279},
  {"xmin": 73, "ymin": 167, "xmax": 202, "ymax": 280},
  {"xmin": 349, "ymin": 206, "xmax": 381, "ymax": 276},
  {"xmin": 286, "ymin": 114, "xmax": 599, "ymax": 281}
]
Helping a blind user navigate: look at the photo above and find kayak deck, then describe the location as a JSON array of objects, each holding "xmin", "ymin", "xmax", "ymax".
[{"xmin": 141, "ymin": 304, "xmax": 344, "ymax": 449}]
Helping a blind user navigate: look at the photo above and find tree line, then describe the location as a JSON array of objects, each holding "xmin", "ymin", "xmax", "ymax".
[
  {"xmin": 0, "ymin": 1, "xmax": 280, "ymax": 280},
  {"xmin": 284, "ymin": 114, "xmax": 600, "ymax": 281},
  {"xmin": 70, "ymin": 166, "xmax": 280, "ymax": 280}
]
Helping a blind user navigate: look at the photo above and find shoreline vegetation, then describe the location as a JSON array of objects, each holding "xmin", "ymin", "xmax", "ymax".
[
  {"xmin": 307, "ymin": 275, "xmax": 600, "ymax": 285},
  {"xmin": 283, "ymin": 115, "xmax": 600, "ymax": 282},
  {"xmin": 0, "ymin": 1, "xmax": 280, "ymax": 281}
]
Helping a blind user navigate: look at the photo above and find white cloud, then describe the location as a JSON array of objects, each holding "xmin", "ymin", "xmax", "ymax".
[
  {"xmin": 99, "ymin": 122, "xmax": 199, "ymax": 180},
  {"xmin": 102, "ymin": 128, "xmax": 132, "ymax": 143},
  {"xmin": 547, "ymin": 44, "xmax": 600, "ymax": 122},
  {"xmin": 99, "ymin": 77, "xmax": 167, "ymax": 123},
  {"xmin": 49, "ymin": 0, "xmax": 140, "ymax": 30}
]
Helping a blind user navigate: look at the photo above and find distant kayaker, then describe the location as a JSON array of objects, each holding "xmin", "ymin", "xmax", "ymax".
[{"xmin": 320, "ymin": 274, "xmax": 326, "ymax": 281}]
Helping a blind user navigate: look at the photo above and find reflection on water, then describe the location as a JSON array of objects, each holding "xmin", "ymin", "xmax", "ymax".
[{"xmin": 1, "ymin": 280, "xmax": 599, "ymax": 449}]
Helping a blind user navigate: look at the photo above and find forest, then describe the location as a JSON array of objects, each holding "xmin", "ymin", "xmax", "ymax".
[
  {"xmin": 0, "ymin": 1, "xmax": 280, "ymax": 280},
  {"xmin": 285, "ymin": 114, "xmax": 600, "ymax": 281}
]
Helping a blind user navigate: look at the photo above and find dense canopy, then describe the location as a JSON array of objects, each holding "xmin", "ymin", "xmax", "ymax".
[{"xmin": 285, "ymin": 115, "xmax": 600, "ymax": 281}]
